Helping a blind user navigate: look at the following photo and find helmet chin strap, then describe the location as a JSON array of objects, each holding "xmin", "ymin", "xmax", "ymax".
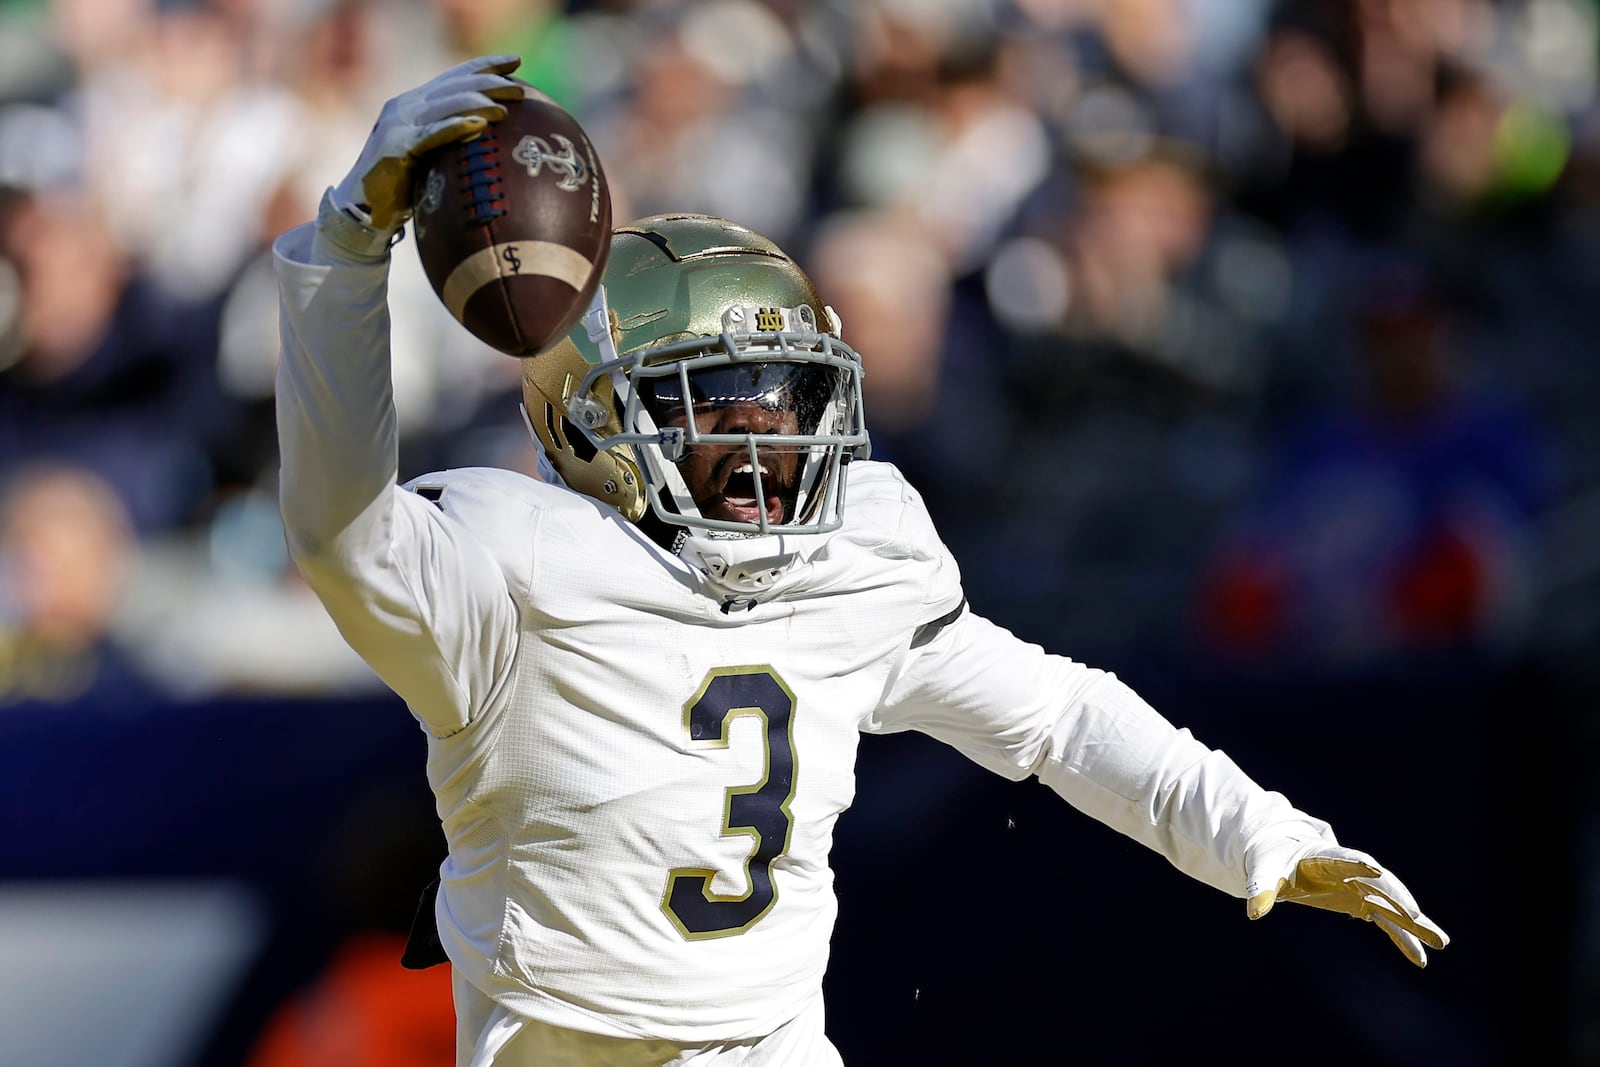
[
  {"xmin": 583, "ymin": 284, "xmax": 620, "ymax": 364},
  {"xmin": 676, "ymin": 528, "xmax": 819, "ymax": 606}
]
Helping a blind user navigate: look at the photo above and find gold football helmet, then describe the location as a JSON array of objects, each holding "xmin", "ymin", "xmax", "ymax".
[{"xmin": 523, "ymin": 214, "xmax": 868, "ymax": 535}]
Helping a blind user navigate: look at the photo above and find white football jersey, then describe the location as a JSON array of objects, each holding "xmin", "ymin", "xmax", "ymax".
[
  {"xmin": 274, "ymin": 219, "xmax": 1338, "ymax": 1047},
  {"xmin": 394, "ymin": 458, "xmax": 968, "ymax": 1041}
]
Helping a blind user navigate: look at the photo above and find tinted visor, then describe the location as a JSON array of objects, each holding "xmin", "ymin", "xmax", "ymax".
[{"xmin": 636, "ymin": 362, "xmax": 847, "ymax": 436}]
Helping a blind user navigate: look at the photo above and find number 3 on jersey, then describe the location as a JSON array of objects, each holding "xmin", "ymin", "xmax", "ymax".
[{"xmin": 663, "ymin": 666, "xmax": 797, "ymax": 940}]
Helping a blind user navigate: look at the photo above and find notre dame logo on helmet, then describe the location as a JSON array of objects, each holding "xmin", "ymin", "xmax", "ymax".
[{"xmin": 754, "ymin": 308, "xmax": 784, "ymax": 332}]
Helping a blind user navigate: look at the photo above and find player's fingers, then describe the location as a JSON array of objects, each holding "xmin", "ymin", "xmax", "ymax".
[
  {"xmin": 429, "ymin": 72, "xmax": 526, "ymax": 102},
  {"xmin": 413, "ymin": 115, "xmax": 490, "ymax": 156},
  {"xmin": 1364, "ymin": 894, "xmax": 1449, "ymax": 949},
  {"xmin": 1351, "ymin": 876, "xmax": 1448, "ymax": 949},
  {"xmin": 1246, "ymin": 879, "xmax": 1285, "ymax": 921},
  {"xmin": 1350, "ymin": 877, "xmax": 1411, "ymax": 918},
  {"xmin": 1373, "ymin": 914, "xmax": 1428, "ymax": 968},
  {"xmin": 441, "ymin": 53, "xmax": 522, "ymax": 80},
  {"xmin": 415, "ymin": 91, "xmax": 510, "ymax": 131},
  {"xmin": 1416, "ymin": 912, "xmax": 1450, "ymax": 949},
  {"xmin": 416, "ymin": 82, "xmax": 519, "ymax": 126},
  {"xmin": 472, "ymin": 54, "xmax": 523, "ymax": 76},
  {"xmin": 480, "ymin": 82, "xmax": 530, "ymax": 102}
]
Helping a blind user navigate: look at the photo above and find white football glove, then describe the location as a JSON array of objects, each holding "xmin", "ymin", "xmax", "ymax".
[
  {"xmin": 1244, "ymin": 841, "xmax": 1450, "ymax": 967},
  {"xmin": 330, "ymin": 54, "xmax": 525, "ymax": 237}
]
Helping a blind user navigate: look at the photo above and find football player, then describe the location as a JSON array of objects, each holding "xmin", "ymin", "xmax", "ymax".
[{"xmin": 274, "ymin": 56, "xmax": 1448, "ymax": 1067}]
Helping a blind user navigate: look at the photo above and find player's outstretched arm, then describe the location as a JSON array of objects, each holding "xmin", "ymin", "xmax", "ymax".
[
  {"xmin": 1244, "ymin": 841, "xmax": 1450, "ymax": 967},
  {"xmin": 321, "ymin": 54, "xmax": 525, "ymax": 256},
  {"xmin": 871, "ymin": 598, "xmax": 1450, "ymax": 969}
]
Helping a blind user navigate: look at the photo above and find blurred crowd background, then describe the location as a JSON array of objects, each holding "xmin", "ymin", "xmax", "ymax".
[{"xmin": 0, "ymin": 0, "xmax": 1595, "ymax": 1064}]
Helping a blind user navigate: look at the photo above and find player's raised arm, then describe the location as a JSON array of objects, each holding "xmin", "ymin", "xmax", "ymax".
[{"xmin": 273, "ymin": 57, "xmax": 527, "ymax": 736}]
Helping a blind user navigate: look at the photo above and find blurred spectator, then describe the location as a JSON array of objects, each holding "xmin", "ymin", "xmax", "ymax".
[
  {"xmin": 582, "ymin": 0, "xmax": 828, "ymax": 247},
  {"xmin": 832, "ymin": 0, "xmax": 1051, "ymax": 271},
  {"xmin": 804, "ymin": 201, "xmax": 1040, "ymax": 538},
  {"xmin": 0, "ymin": 186, "xmax": 231, "ymax": 533},
  {"xmin": 0, "ymin": 463, "xmax": 162, "ymax": 707},
  {"xmin": 1073, "ymin": 0, "xmax": 1267, "ymax": 167},
  {"xmin": 112, "ymin": 484, "xmax": 388, "ymax": 700},
  {"xmin": 1195, "ymin": 255, "xmax": 1555, "ymax": 674},
  {"xmin": 65, "ymin": 0, "xmax": 306, "ymax": 300},
  {"xmin": 1418, "ymin": 59, "xmax": 1572, "ymax": 224},
  {"xmin": 806, "ymin": 207, "xmax": 954, "ymax": 438},
  {"xmin": 1242, "ymin": 2, "xmax": 1405, "ymax": 240},
  {"xmin": 1049, "ymin": 143, "xmax": 1269, "ymax": 395}
]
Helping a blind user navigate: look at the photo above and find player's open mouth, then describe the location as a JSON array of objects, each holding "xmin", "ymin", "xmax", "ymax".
[{"xmin": 715, "ymin": 459, "xmax": 787, "ymax": 525}]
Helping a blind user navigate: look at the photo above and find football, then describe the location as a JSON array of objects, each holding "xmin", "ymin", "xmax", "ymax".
[{"xmin": 411, "ymin": 82, "xmax": 612, "ymax": 356}]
